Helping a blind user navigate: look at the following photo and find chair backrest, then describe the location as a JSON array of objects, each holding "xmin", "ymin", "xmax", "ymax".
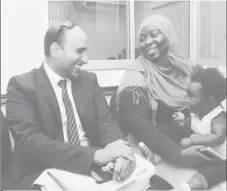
[
  {"xmin": 0, "ymin": 110, "xmax": 12, "ymax": 176},
  {"xmin": 109, "ymin": 92, "xmax": 118, "ymax": 120}
]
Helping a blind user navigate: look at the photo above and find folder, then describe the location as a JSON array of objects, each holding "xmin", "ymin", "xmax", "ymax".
[
  {"xmin": 199, "ymin": 146, "xmax": 226, "ymax": 161},
  {"xmin": 32, "ymin": 154, "xmax": 155, "ymax": 191}
]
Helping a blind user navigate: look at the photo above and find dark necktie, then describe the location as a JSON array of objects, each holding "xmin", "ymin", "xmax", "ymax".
[{"xmin": 58, "ymin": 79, "xmax": 80, "ymax": 145}]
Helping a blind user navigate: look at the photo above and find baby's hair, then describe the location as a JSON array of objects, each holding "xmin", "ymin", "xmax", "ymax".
[{"xmin": 191, "ymin": 68, "xmax": 226, "ymax": 103}]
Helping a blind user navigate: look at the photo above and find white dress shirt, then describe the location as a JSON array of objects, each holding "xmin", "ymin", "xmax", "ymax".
[{"xmin": 44, "ymin": 63, "xmax": 89, "ymax": 147}]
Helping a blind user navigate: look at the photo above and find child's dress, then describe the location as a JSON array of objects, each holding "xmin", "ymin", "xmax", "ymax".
[{"xmin": 190, "ymin": 99, "xmax": 226, "ymax": 159}]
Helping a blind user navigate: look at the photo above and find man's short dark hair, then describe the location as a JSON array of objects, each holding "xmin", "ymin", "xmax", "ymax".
[{"xmin": 44, "ymin": 20, "xmax": 78, "ymax": 56}]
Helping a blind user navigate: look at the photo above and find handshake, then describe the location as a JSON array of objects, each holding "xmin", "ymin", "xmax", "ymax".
[{"xmin": 93, "ymin": 140, "xmax": 137, "ymax": 182}]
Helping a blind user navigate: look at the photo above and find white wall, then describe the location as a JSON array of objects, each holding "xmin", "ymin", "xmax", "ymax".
[
  {"xmin": 134, "ymin": 1, "xmax": 190, "ymax": 58},
  {"xmin": 1, "ymin": 0, "xmax": 48, "ymax": 94}
]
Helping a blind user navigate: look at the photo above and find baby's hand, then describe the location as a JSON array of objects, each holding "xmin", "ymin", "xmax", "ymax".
[
  {"xmin": 179, "ymin": 138, "xmax": 193, "ymax": 149},
  {"xmin": 172, "ymin": 111, "xmax": 185, "ymax": 126}
]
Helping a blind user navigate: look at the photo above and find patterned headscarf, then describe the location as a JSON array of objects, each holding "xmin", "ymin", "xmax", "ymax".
[{"xmin": 117, "ymin": 15, "xmax": 198, "ymax": 112}]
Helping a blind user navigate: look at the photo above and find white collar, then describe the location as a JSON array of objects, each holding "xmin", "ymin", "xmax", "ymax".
[{"xmin": 44, "ymin": 61, "xmax": 71, "ymax": 87}]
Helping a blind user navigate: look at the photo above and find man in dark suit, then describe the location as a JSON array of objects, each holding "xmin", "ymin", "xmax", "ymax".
[{"xmin": 5, "ymin": 21, "xmax": 135, "ymax": 189}]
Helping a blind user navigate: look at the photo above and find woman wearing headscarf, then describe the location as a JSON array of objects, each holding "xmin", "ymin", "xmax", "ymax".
[{"xmin": 116, "ymin": 15, "xmax": 203, "ymax": 165}]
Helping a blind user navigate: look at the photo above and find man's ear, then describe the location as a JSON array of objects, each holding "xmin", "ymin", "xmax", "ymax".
[{"xmin": 50, "ymin": 42, "xmax": 62, "ymax": 58}]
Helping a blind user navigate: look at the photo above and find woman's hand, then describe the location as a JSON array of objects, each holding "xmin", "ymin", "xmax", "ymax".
[
  {"xmin": 172, "ymin": 111, "xmax": 185, "ymax": 126},
  {"xmin": 138, "ymin": 142, "xmax": 155, "ymax": 162},
  {"xmin": 139, "ymin": 142, "xmax": 150, "ymax": 156}
]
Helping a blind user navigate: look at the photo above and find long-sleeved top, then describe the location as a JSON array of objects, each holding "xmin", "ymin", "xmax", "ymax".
[{"xmin": 118, "ymin": 87, "xmax": 193, "ymax": 166}]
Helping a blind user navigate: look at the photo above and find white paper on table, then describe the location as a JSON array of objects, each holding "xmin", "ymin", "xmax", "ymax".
[{"xmin": 33, "ymin": 154, "xmax": 155, "ymax": 191}]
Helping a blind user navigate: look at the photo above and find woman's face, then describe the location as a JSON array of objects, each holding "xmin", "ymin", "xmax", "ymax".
[{"xmin": 139, "ymin": 26, "xmax": 169, "ymax": 62}]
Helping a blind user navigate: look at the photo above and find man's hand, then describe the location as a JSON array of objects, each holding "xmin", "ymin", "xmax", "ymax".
[
  {"xmin": 101, "ymin": 162, "xmax": 115, "ymax": 172},
  {"xmin": 102, "ymin": 158, "xmax": 136, "ymax": 182},
  {"xmin": 112, "ymin": 157, "xmax": 136, "ymax": 182},
  {"xmin": 93, "ymin": 140, "xmax": 135, "ymax": 166}
]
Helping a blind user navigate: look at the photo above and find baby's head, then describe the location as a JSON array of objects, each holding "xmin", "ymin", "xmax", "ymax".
[{"xmin": 187, "ymin": 67, "xmax": 226, "ymax": 116}]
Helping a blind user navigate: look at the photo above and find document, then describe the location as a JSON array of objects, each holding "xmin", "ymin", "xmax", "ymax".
[
  {"xmin": 199, "ymin": 146, "xmax": 226, "ymax": 161},
  {"xmin": 32, "ymin": 154, "xmax": 155, "ymax": 191}
]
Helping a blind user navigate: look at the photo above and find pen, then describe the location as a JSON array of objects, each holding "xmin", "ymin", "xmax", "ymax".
[
  {"xmin": 135, "ymin": 168, "xmax": 147, "ymax": 176},
  {"xmin": 47, "ymin": 171, "xmax": 73, "ymax": 191}
]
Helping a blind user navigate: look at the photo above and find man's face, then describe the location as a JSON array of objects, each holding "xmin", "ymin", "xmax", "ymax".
[
  {"xmin": 139, "ymin": 26, "xmax": 169, "ymax": 62},
  {"xmin": 53, "ymin": 26, "xmax": 88, "ymax": 78}
]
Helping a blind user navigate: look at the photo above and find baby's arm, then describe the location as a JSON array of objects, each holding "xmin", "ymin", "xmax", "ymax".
[
  {"xmin": 191, "ymin": 112, "xmax": 226, "ymax": 147},
  {"xmin": 180, "ymin": 112, "xmax": 226, "ymax": 149}
]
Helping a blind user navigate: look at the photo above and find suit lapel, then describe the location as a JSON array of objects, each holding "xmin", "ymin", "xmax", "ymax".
[
  {"xmin": 71, "ymin": 76, "xmax": 86, "ymax": 119},
  {"xmin": 71, "ymin": 75, "xmax": 95, "ymax": 142},
  {"xmin": 37, "ymin": 65, "xmax": 63, "ymax": 132},
  {"xmin": 37, "ymin": 67, "xmax": 91, "ymax": 142}
]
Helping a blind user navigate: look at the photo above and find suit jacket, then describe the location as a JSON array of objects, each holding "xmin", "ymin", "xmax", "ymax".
[{"xmin": 5, "ymin": 65, "xmax": 124, "ymax": 189}]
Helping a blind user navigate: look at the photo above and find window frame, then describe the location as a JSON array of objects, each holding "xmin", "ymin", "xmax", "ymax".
[
  {"xmin": 189, "ymin": 0, "xmax": 226, "ymax": 68},
  {"xmin": 47, "ymin": 0, "xmax": 135, "ymax": 70},
  {"xmin": 47, "ymin": 0, "xmax": 195, "ymax": 70},
  {"xmin": 189, "ymin": 0, "xmax": 199, "ymax": 62}
]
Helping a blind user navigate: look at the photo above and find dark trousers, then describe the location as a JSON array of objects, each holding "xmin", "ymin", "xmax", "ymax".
[
  {"xmin": 198, "ymin": 161, "xmax": 226, "ymax": 189},
  {"xmin": 148, "ymin": 175, "xmax": 174, "ymax": 190}
]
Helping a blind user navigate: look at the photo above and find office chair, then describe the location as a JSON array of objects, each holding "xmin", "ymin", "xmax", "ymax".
[{"xmin": 1, "ymin": 110, "xmax": 13, "ymax": 185}]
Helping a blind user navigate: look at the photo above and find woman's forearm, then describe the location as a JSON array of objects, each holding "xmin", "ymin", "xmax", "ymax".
[{"xmin": 118, "ymin": 90, "xmax": 183, "ymax": 165}]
